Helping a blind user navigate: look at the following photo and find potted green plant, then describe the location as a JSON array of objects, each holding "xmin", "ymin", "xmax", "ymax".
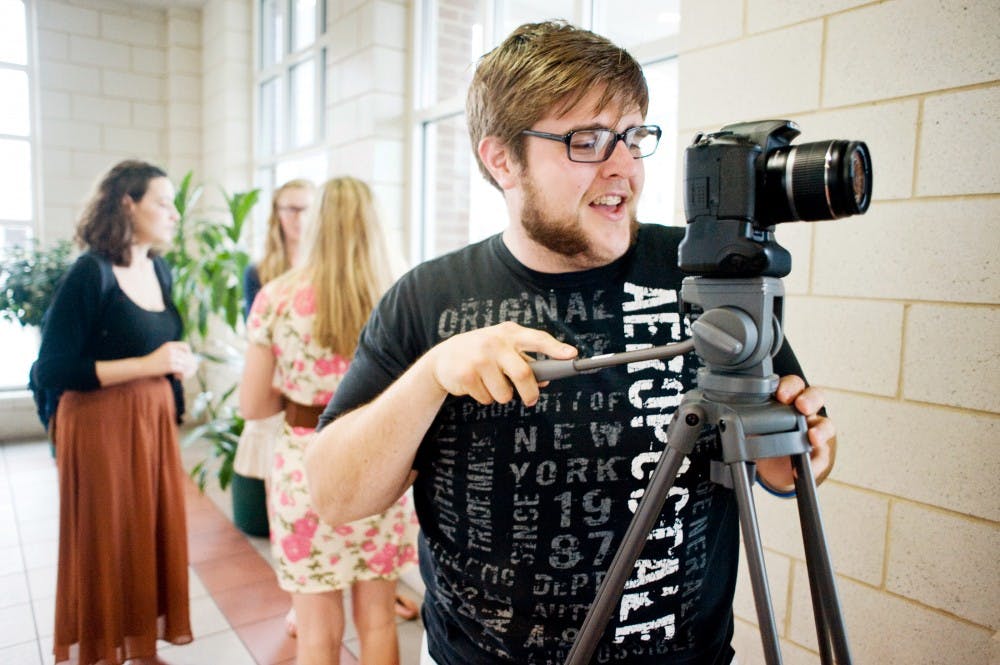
[
  {"xmin": 0, "ymin": 240, "xmax": 75, "ymax": 450},
  {"xmin": 0, "ymin": 239, "xmax": 75, "ymax": 329},
  {"xmin": 168, "ymin": 171, "xmax": 269, "ymax": 537}
]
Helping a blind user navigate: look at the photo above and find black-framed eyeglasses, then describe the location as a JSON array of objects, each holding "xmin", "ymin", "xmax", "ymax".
[{"xmin": 521, "ymin": 125, "xmax": 662, "ymax": 163}]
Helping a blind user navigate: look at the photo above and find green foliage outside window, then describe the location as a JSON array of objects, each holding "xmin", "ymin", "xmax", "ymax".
[{"xmin": 0, "ymin": 239, "xmax": 75, "ymax": 329}]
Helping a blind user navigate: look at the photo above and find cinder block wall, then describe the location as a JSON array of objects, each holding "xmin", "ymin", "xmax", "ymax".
[
  {"xmin": 0, "ymin": 1, "xmax": 206, "ymax": 442},
  {"xmin": 678, "ymin": 1, "xmax": 999, "ymax": 663},
  {"xmin": 324, "ymin": 0, "xmax": 409, "ymax": 255},
  {"xmin": 34, "ymin": 0, "xmax": 203, "ymax": 242},
  {"xmin": 200, "ymin": 0, "xmax": 251, "ymax": 204}
]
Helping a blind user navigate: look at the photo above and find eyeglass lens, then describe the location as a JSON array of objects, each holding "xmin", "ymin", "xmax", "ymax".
[{"xmin": 569, "ymin": 127, "xmax": 659, "ymax": 162}]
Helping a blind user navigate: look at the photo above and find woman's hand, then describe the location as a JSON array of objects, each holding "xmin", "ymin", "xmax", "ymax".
[{"xmin": 148, "ymin": 341, "xmax": 198, "ymax": 380}]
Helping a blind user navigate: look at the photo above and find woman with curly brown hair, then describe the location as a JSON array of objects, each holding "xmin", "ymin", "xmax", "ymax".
[{"xmin": 35, "ymin": 159, "xmax": 198, "ymax": 664}]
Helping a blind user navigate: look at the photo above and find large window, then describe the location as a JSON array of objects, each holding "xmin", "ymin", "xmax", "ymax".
[
  {"xmin": 253, "ymin": 0, "xmax": 328, "ymax": 256},
  {"xmin": 412, "ymin": 1, "xmax": 680, "ymax": 261},
  {"xmin": 0, "ymin": 0, "xmax": 40, "ymax": 391}
]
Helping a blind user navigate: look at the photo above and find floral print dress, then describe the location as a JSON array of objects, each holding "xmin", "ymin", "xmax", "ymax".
[{"xmin": 247, "ymin": 277, "xmax": 419, "ymax": 593}]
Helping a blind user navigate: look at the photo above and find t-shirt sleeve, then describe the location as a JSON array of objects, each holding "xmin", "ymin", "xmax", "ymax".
[
  {"xmin": 34, "ymin": 254, "xmax": 105, "ymax": 391},
  {"xmin": 773, "ymin": 336, "xmax": 827, "ymax": 417},
  {"xmin": 772, "ymin": 336, "xmax": 804, "ymax": 378},
  {"xmin": 243, "ymin": 264, "xmax": 261, "ymax": 322}
]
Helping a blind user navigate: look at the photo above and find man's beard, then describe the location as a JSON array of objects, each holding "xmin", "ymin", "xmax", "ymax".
[{"xmin": 520, "ymin": 177, "xmax": 638, "ymax": 265}]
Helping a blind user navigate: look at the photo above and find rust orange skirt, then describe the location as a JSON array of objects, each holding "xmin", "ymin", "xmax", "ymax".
[{"xmin": 53, "ymin": 377, "xmax": 192, "ymax": 664}]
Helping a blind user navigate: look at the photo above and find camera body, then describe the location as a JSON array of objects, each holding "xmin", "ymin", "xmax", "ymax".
[{"xmin": 679, "ymin": 119, "xmax": 871, "ymax": 278}]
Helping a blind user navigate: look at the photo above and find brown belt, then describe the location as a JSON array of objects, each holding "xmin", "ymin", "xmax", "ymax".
[{"xmin": 284, "ymin": 402, "xmax": 326, "ymax": 429}]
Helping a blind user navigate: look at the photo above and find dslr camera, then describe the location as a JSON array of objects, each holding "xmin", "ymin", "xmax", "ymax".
[{"xmin": 679, "ymin": 119, "xmax": 872, "ymax": 278}]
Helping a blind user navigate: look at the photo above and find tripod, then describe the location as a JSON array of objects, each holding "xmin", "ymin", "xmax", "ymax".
[{"xmin": 532, "ymin": 275, "xmax": 852, "ymax": 665}]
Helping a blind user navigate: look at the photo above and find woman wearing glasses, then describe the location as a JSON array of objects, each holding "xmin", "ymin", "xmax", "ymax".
[
  {"xmin": 243, "ymin": 178, "xmax": 316, "ymax": 313},
  {"xmin": 237, "ymin": 178, "xmax": 315, "ymax": 637}
]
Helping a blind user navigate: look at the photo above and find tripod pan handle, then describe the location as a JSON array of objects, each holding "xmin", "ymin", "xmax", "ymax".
[{"xmin": 530, "ymin": 359, "xmax": 581, "ymax": 381}]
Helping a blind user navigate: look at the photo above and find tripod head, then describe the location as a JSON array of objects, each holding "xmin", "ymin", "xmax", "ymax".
[{"xmin": 680, "ymin": 275, "xmax": 784, "ymax": 402}]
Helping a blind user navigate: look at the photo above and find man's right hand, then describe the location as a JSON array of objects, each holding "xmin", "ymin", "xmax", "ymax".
[{"xmin": 425, "ymin": 321, "xmax": 578, "ymax": 407}]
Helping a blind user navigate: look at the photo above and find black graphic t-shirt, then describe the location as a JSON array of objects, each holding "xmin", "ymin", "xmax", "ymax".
[{"xmin": 324, "ymin": 224, "xmax": 800, "ymax": 664}]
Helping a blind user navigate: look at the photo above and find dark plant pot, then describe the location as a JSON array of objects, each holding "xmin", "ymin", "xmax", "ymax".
[{"xmin": 231, "ymin": 471, "xmax": 270, "ymax": 537}]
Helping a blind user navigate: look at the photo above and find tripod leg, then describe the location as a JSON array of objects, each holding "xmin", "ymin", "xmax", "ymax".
[
  {"xmin": 792, "ymin": 453, "xmax": 853, "ymax": 665},
  {"xmin": 729, "ymin": 459, "xmax": 784, "ymax": 665},
  {"xmin": 564, "ymin": 402, "xmax": 705, "ymax": 665}
]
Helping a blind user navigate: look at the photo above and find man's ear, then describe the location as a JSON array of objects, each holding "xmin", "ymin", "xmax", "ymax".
[{"xmin": 478, "ymin": 136, "xmax": 520, "ymax": 190}]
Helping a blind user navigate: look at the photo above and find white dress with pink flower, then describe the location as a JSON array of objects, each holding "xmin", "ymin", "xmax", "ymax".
[{"xmin": 247, "ymin": 277, "xmax": 419, "ymax": 593}]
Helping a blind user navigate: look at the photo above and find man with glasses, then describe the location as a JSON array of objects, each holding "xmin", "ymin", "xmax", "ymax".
[{"xmin": 307, "ymin": 20, "xmax": 834, "ymax": 665}]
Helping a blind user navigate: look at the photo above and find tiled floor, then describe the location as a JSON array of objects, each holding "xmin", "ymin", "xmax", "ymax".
[{"xmin": 0, "ymin": 437, "xmax": 425, "ymax": 665}]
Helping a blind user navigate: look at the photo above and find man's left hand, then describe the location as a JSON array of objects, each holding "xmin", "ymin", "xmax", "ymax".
[{"xmin": 755, "ymin": 375, "xmax": 837, "ymax": 493}]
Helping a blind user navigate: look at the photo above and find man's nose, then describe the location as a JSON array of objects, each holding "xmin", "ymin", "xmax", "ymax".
[{"xmin": 600, "ymin": 137, "xmax": 639, "ymax": 177}]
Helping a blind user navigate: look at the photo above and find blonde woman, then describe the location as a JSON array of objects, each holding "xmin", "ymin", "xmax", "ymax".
[
  {"xmin": 240, "ymin": 176, "xmax": 419, "ymax": 665},
  {"xmin": 237, "ymin": 180, "xmax": 316, "ymax": 483},
  {"xmin": 235, "ymin": 178, "xmax": 317, "ymax": 636}
]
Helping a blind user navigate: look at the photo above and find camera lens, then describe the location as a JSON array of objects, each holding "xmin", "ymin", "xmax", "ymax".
[{"xmin": 762, "ymin": 140, "xmax": 872, "ymax": 223}]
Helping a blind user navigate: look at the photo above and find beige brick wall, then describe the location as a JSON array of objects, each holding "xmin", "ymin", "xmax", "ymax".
[
  {"xmin": 34, "ymin": 0, "xmax": 203, "ymax": 244},
  {"xmin": 200, "ymin": 0, "xmax": 251, "ymax": 205},
  {"xmin": 30, "ymin": 0, "xmax": 409, "ymax": 274},
  {"xmin": 324, "ymin": 0, "xmax": 409, "ymax": 254},
  {"xmin": 679, "ymin": 0, "xmax": 999, "ymax": 662}
]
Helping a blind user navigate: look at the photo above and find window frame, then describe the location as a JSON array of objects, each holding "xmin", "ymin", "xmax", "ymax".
[
  {"xmin": 408, "ymin": 0, "xmax": 681, "ymax": 263},
  {"xmin": 253, "ymin": 0, "xmax": 329, "ymax": 183},
  {"xmin": 0, "ymin": 0, "xmax": 42, "ymax": 247},
  {"xmin": 251, "ymin": 0, "xmax": 330, "ymax": 256},
  {"xmin": 0, "ymin": 0, "xmax": 45, "ymax": 394}
]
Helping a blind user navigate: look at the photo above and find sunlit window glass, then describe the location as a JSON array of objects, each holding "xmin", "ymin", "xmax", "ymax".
[
  {"xmin": 636, "ymin": 58, "xmax": 678, "ymax": 225},
  {"xmin": 423, "ymin": 0, "xmax": 486, "ymax": 106},
  {"xmin": 0, "ymin": 69, "xmax": 30, "ymax": 136},
  {"xmin": 0, "ymin": 138, "xmax": 32, "ymax": 220},
  {"xmin": 422, "ymin": 117, "xmax": 468, "ymax": 257},
  {"xmin": 291, "ymin": 0, "xmax": 318, "ymax": 53},
  {"xmin": 0, "ymin": 0, "xmax": 27, "ymax": 66},
  {"xmin": 260, "ymin": 0, "xmax": 284, "ymax": 67},
  {"xmin": 499, "ymin": 1, "xmax": 575, "ymax": 40},
  {"xmin": 259, "ymin": 76, "xmax": 282, "ymax": 156},
  {"xmin": 597, "ymin": 0, "xmax": 680, "ymax": 47},
  {"xmin": 289, "ymin": 58, "xmax": 316, "ymax": 148},
  {"xmin": 421, "ymin": 113, "xmax": 507, "ymax": 258},
  {"xmin": 275, "ymin": 151, "xmax": 326, "ymax": 187}
]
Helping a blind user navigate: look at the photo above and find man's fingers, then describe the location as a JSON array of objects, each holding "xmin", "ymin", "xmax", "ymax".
[
  {"xmin": 807, "ymin": 415, "xmax": 836, "ymax": 445},
  {"xmin": 500, "ymin": 351, "xmax": 542, "ymax": 406},
  {"xmin": 480, "ymin": 362, "xmax": 517, "ymax": 404},
  {"xmin": 793, "ymin": 386, "xmax": 826, "ymax": 418},
  {"xmin": 774, "ymin": 374, "xmax": 806, "ymax": 403},
  {"xmin": 508, "ymin": 323, "xmax": 577, "ymax": 360},
  {"xmin": 431, "ymin": 323, "xmax": 577, "ymax": 405}
]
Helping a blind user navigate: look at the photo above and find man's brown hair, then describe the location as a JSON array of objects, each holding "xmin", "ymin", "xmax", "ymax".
[{"xmin": 466, "ymin": 20, "xmax": 649, "ymax": 190}]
